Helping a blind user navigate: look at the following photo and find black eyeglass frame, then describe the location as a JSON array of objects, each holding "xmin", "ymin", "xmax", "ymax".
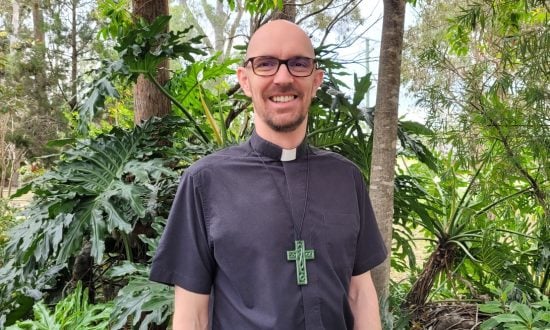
[{"xmin": 243, "ymin": 56, "xmax": 318, "ymax": 77}]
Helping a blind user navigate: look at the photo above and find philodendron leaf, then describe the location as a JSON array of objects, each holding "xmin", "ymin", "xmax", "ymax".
[{"xmin": 109, "ymin": 264, "xmax": 173, "ymax": 330}]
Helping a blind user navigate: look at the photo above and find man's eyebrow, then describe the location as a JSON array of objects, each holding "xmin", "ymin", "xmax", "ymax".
[{"xmin": 248, "ymin": 55, "xmax": 315, "ymax": 58}]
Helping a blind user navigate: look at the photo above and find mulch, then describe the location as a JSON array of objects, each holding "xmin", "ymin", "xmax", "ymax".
[{"xmin": 408, "ymin": 301, "xmax": 491, "ymax": 330}]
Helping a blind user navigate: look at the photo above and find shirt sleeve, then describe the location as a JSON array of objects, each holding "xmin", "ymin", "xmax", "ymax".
[
  {"xmin": 149, "ymin": 170, "xmax": 215, "ymax": 294},
  {"xmin": 352, "ymin": 170, "xmax": 388, "ymax": 276}
]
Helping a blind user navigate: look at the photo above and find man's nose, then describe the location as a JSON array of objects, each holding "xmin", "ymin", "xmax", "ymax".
[{"xmin": 273, "ymin": 63, "xmax": 294, "ymax": 84}]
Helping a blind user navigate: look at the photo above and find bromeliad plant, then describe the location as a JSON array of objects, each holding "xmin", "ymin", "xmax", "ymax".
[
  {"xmin": 0, "ymin": 6, "xmax": 442, "ymax": 329},
  {"xmin": 401, "ymin": 151, "xmax": 537, "ymax": 313}
]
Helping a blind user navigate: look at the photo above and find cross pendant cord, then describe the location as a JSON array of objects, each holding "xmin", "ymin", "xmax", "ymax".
[{"xmin": 251, "ymin": 143, "xmax": 314, "ymax": 285}]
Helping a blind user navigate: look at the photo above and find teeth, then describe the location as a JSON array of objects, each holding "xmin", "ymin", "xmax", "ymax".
[{"xmin": 271, "ymin": 95, "xmax": 295, "ymax": 103}]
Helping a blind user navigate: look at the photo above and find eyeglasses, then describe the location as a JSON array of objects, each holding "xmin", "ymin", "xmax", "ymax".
[{"xmin": 244, "ymin": 56, "xmax": 317, "ymax": 77}]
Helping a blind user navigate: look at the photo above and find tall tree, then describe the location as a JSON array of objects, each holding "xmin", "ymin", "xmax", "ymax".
[
  {"xmin": 32, "ymin": 0, "xmax": 49, "ymax": 111},
  {"xmin": 68, "ymin": 0, "xmax": 78, "ymax": 109},
  {"xmin": 9, "ymin": 0, "xmax": 20, "ymax": 52},
  {"xmin": 174, "ymin": 0, "xmax": 369, "ymax": 60},
  {"xmin": 368, "ymin": 0, "xmax": 406, "ymax": 312},
  {"xmin": 132, "ymin": 0, "xmax": 171, "ymax": 123}
]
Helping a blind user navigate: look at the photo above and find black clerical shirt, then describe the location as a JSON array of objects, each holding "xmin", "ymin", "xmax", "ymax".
[{"xmin": 150, "ymin": 131, "xmax": 387, "ymax": 329}]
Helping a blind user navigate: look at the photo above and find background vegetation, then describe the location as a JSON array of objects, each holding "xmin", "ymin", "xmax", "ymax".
[{"xmin": 0, "ymin": 0, "xmax": 548, "ymax": 329}]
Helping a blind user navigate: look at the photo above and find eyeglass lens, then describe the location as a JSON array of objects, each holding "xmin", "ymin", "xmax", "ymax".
[{"xmin": 251, "ymin": 57, "xmax": 314, "ymax": 76}]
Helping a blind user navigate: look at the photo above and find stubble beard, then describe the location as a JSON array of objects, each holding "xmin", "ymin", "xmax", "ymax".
[
  {"xmin": 260, "ymin": 85, "xmax": 310, "ymax": 133},
  {"xmin": 265, "ymin": 111, "xmax": 307, "ymax": 132}
]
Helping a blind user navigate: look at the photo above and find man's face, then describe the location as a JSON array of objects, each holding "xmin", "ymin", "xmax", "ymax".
[{"xmin": 237, "ymin": 21, "xmax": 324, "ymax": 133}]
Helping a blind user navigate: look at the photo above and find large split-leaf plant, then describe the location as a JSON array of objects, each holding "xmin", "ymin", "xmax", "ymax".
[{"xmin": 0, "ymin": 117, "xmax": 191, "ymax": 327}]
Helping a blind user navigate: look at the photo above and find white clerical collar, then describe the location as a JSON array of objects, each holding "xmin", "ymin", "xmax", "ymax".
[
  {"xmin": 249, "ymin": 130, "xmax": 308, "ymax": 161},
  {"xmin": 280, "ymin": 148, "xmax": 297, "ymax": 161}
]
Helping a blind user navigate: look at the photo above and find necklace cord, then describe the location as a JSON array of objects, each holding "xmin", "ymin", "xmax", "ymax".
[{"xmin": 251, "ymin": 143, "xmax": 310, "ymax": 240}]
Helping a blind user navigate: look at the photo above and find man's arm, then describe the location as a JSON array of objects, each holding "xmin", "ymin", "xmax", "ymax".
[
  {"xmin": 348, "ymin": 271, "xmax": 382, "ymax": 330},
  {"xmin": 173, "ymin": 285, "xmax": 210, "ymax": 330}
]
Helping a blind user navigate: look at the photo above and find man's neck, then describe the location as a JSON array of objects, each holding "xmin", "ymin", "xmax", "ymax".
[{"xmin": 255, "ymin": 123, "xmax": 307, "ymax": 149}]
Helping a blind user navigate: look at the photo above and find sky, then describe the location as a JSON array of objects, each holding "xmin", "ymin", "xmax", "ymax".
[{"xmin": 337, "ymin": 0, "xmax": 426, "ymax": 123}]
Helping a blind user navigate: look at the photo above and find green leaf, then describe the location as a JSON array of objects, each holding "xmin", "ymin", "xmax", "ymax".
[
  {"xmin": 535, "ymin": 310, "xmax": 550, "ymax": 323},
  {"xmin": 509, "ymin": 301, "xmax": 533, "ymax": 323},
  {"xmin": 46, "ymin": 138, "xmax": 77, "ymax": 148},
  {"xmin": 110, "ymin": 266, "xmax": 173, "ymax": 329},
  {"xmin": 90, "ymin": 208, "xmax": 107, "ymax": 262},
  {"xmin": 479, "ymin": 301, "xmax": 504, "ymax": 314},
  {"xmin": 0, "ymin": 117, "xmax": 184, "ymax": 323},
  {"xmin": 107, "ymin": 261, "xmax": 139, "ymax": 277},
  {"xmin": 493, "ymin": 313, "xmax": 526, "ymax": 324},
  {"xmin": 7, "ymin": 282, "xmax": 113, "ymax": 330},
  {"xmin": 352, "ymin": 73, "xmax": 372, "ymax": 107}
]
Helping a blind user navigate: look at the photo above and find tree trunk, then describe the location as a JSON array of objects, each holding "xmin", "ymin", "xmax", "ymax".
[
  {"xmin": 213, "ymin": 0, "xmax": 229, "ymax": 54},
  {"xmin": 272, "ymin": 3, "xmax": 297, "ymax": 22},
  {"xmin": 32, "ymin": 0, "xmax": 49, "ymax": 112},
  {"xmin": 224, "ymin": 0, "xmax": 244, "ymax": 58},
  {"xmin": 403, "ymin": 242, "xmax": 457, "ymax": 312},
  {"xmin": 69, "ymin": 0, "xmax": 78, "ymax": 110},
  {"xmin": 32, "ymin": 0, "xmax": 45, "ymax": 43},
  {"xmin": 10, "ymin": 0, "xmax": 20, "ymax": 53},
  {"xmin": 132, "ymin": 0, "xmax": 171, "ymax": 123},
  {"xmin": 368, "ymin": 0, "xmax": 406, "ymax": 311}
]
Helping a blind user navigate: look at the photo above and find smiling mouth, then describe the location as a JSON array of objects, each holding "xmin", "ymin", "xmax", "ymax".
[{"xmin": 270, "ymin": 95, "xmax": 297, "ymax": 103}]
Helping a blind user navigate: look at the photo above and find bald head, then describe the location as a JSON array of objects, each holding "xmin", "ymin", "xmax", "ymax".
[
  {"xmin": 237, "ymin": 19, "xmax": 323, "ymax": 147},
  {"xmin": 246, "ymin": 20, "xmax": 315, "ymax": 59}
]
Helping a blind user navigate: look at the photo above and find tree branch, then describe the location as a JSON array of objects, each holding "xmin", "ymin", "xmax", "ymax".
[
  {"xmin": 320, "ymin": 0, "xmax": 362, "ymax": 46},
  {"xmin": 180, "ymin": 0, "xmax": 214, "ymax": 52},
  {"xmin": 224, "ymin": 0, "xmax": 244, "ymax": 57},
  {"xmin": 296, "ymin": 0, "xmax": 336, "ymax": 25}
]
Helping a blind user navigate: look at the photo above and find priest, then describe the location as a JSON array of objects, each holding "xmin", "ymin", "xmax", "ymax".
[{"xmin": 150, "ymin": 19, "xmax": 387, "ymax": 329}]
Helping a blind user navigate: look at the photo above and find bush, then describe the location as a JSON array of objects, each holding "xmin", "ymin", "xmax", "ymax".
[
  {"xmin": 479, "ymin": 284, "xmax": 550, "ymax": 329},
  {"xmin": 6, "ymin": 282, "xmax": 113, "ymax": 330},
  {"xmin": 0, "ymin": 198, "xmax": 18, "ymax": 248}
]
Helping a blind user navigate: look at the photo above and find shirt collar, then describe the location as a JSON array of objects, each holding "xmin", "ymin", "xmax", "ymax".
[{"xmin": 249, "ymin": 130, "xmax": 308, "ymax": 161}]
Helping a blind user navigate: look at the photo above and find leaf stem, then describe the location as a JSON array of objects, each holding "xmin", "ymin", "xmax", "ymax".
[
  {"xmin": 122, "ymin": 233, "xmax": 133, "ymax": 262},
  {"xmin": 146, "ymin": 72, "xmax": 209, "ymax": 143}
]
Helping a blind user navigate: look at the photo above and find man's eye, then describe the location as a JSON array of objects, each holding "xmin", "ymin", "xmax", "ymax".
[
  {"xmin": 290, "ymin": 58, "xmax": 311, "ymax": 68},
  {"xmin": 255, "ymin": 59, "xmax": 277, "ymax": 68}
]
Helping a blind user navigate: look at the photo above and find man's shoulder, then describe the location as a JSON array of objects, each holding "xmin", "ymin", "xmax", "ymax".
[
  {"xmin": 185, "ymin": 142, "xmax": 250, "ymax": 176},
  {"xmin": 311, "ymin": 147, "xmax": 360, "ymax": 170}
]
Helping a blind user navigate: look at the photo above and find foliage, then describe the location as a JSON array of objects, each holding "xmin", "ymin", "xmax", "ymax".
[
  {"xmin": 78, "ymin": 14, "xmax": 206, "ymax": 135},
  {"xmin": 1, "ymin": 1, "xmax": 504, "ymax": 328},
  {"xmin": 0, "ymin": 0, "xmax": 100, "ymax": 161},
  {"xmin": 169, "ymin": 52, "xmax": 241, "ymax": 145},
  {"xmin": 479, "ymin": 284, "xmax": 550, "ymax": 329},
  {"xmin": 402, "ymin": 0, "xmax": 549, "ymax": 302},
  {"xmin": 310, "ymin": 69, "xmax": 437, "ymax": 177},
  {"xmin": 6, "ymin": 282, "xmax": 113, "ymax": 330},
  {"xmin": 228, "ymin": 0, "xmax": 283, "ymax": 14},
  {"xmin": 0, "ymin": 198, "xmax": 17, "ymax": 248},
  {"xmin": 398, "ymin": 148, "xmax": 544, "ymax": 314},
  {"xmin": 108, "ymin": 217, "xmax": 173, "ymax": 329},
  {"xmin": 0, "ymin": 117, "xmax": 189, "ymax": 327}
]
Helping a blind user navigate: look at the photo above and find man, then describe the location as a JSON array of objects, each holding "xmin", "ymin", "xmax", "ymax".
[{"xmin": 150, "ymin": 20, "xmax": 387, "ymax": 329}]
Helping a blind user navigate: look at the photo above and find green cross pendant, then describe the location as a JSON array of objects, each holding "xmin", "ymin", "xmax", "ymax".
[{"xmin": 286, "ymin": 240, "xmax": 315, "ymax": 285}]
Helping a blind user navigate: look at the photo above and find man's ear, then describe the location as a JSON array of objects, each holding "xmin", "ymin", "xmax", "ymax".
[
  {"xmin": 313, "ymin": 69, "xmax": 324, "ymax": 92},
  {"xmin": 237, "ymin": 67, "xmax": 252, "ymax": 97}
]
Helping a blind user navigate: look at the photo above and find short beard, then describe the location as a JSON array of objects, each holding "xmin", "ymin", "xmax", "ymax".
[{"xmin": 266, "ymin": 112, "xmax": 306, "ymax": 132}]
